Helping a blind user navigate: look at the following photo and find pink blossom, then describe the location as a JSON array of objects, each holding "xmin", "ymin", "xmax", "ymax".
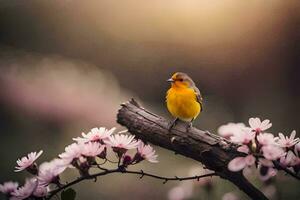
[
  {"xmin": 257, "ymin": 133, "xmax": 275, "ymax": 146},
  {"xmin": 59, "ymin": 143, "xmax": 82, "ymax": 164},
  {"xmin": 249, "ymin": 117, "xmax": 272, "ymax": 133},
  {"xmin": 73, "ymin": 127, "xmax": 115, "ymax": 143},
  {"xmin": 261, "ymin": 145, "xmax": 285, "ymax": 160},
  {"xmin": 105, "ymin": 134, "xmax": 139, "ymax": 150},
  {"xmin": 81, "ymin": 142, "xmax": 105, "ymax": 157},
  {"xmin": 217, "ymin": 123, "xmax": 246, "ymax": 139},
  {"xmin": 14, "ymin": 150, "xmax": 43, "ymax": 172},
  {"xmin": 279, "ymin": 150, "xmax": 299, "ymax": 167},
  {"xmin": 33, "ymin": 185, "xmax": 48, "ymax": 197},
  {"xmin": 0, "ymin": 181, "xmax": 18, "ymax": 195},
  {"xmin": 275, "ymin": 130, "xmax": 299, "ymax": 148},
  {"xmin": 11, "ymin": 178, "xmax": 38, "ymax": 200},
  {"xmin": 230, "ymin": 129, "xmax": 255, "ymax": 144},
  {"xmin": 237, "ymin": 145, "xmax": 249, "ymax": 154},
  {"xmin": 136, "ymin": 141, "xmax": 158, "ymax": 163},
  {"xmin": 228, "ymin": 155, "xmax": 255, "ymax": 172},
  {"xmin": 38, "ymin": 159, "xmax": 67, "ymax": 186}
]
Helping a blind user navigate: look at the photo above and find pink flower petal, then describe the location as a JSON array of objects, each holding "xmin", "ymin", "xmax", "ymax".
[
  {"xmin": 249, "ymin": 118, "xmax": 259, "ymax": 129},
  {"xmin": 290, "ymin": 130, "xmax": 296, "ymax": 140},
  {"xmin": 245, "ymin": 155, "xmax": 255, "ymax": 166},
  {"xmin": 237, "ymin": 145, "xmax": 249, "ymax": 154},
  {"xmin": 261, "ymin": 120, "xmax": 272, "ymax": 130},
  {"xmin": 228, "ymin": 157, "xmax": 247, "ymax": 172}
]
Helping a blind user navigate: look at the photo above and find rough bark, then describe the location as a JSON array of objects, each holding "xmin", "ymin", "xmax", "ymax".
[{"xmin": 117, "ymin": 99, "xmax": 268, "ymax": 200}]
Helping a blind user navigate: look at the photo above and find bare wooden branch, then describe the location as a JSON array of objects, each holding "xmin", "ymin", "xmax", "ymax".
[
  {"xmin": 46, "ymin": 168, "xmax": 216, "ymax": 200},
  {"xmin": 117, "ymin": 99, "xmax": 268, "ymax": 200}
]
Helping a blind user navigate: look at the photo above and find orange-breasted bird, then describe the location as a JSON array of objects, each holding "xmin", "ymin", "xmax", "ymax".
[{"xmin": 166, "ymin": 72, "xmax": 203, "ymax": 131}]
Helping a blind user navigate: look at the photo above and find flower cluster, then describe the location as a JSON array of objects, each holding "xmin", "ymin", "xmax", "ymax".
[
  {"xmin": 0, "ymin": 127, "xmax": 158, "ymax": 200},
  {"xmin": 218, "ymin": 117, "xmax": 300, "ymax": 180}
]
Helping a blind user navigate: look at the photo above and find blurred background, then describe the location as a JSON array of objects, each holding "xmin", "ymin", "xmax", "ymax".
[{"xmin": 0, "ymin": 0, "xmax": 299, "ymax": 199}]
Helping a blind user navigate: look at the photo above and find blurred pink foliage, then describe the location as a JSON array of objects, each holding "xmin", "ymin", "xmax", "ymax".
[{"xmin": 0, "ymin": 57, "xmax": 131, "ymax": 126}]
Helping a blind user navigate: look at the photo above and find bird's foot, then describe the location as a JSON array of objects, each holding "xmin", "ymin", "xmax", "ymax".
[
  {"xmin": 168, "ymin": 118, "xmax": 178, "ymax": 132},
  {"xmin": 186, "ymin": 122, "xmax": 193, "ymax": 132}
]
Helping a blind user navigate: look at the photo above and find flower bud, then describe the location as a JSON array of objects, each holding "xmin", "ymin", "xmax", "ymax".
[
  {"xmin": 122, "ymin": 155, "xmax": 132, "ymax": 167},
  {"xmin": 250, "ymin": 139, "xmax": 257, "ymax": 153}
]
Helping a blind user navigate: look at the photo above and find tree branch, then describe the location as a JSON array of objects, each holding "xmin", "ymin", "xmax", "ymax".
[
  {"xmin": 46, "ymin": 168, "xmax": 216, "ymax": 199},
  {"xmin": 117, "ymin": 99, "xmax": 268, "ymax": 200}
]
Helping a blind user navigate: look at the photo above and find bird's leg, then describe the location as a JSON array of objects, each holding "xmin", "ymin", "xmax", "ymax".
[
  {"xmin": 168, "ymin": 118, "xmax": 179, "ymax": 132},
  {"xmin": 186, "ymin": 119, "xmax": 194, "ymax": 132}
]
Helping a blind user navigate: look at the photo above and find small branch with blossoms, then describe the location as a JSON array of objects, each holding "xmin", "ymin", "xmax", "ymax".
[
  {"xmin": 221, "ymin": 118, "xmax": 300, "ymax": 180},
  {"xmin": 117, "ymin": 99, "xmax": 300, "ymax": 200},
  {"xmin": 0, "ymin": 127, "xmax": 216, "ymax": 200}
]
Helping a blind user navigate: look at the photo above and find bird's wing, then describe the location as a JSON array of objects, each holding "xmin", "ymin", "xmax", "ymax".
[{"xmin": 193, "ymin": 86, "xmax": 203, "ymax": 111}]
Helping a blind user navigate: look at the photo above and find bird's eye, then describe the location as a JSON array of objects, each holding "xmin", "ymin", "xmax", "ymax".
[{"xmin": 178, "ymin": 78, "xmax": 183, "ymax": 82}]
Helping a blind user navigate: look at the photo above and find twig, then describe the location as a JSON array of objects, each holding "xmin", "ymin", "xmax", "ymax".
[
  {"xmin": 124, "ymin": 169, "xmax": 217, "ymax": 183},
  {"xmin": 46, "ymin": 169, "xmax": 216, "ymax": 199}
]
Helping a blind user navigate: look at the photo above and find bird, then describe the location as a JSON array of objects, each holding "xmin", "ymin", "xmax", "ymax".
[{"xmin": 166, "ymin": 72, "xmax": 203, "ymax": 131}]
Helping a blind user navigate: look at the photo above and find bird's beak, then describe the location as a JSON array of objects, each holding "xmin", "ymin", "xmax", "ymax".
[{"xmin": 167, "ymin": 78, "xmax": 174, "ymax": 83}]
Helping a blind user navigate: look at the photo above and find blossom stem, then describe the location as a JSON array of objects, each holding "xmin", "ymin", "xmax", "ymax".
[{"xmin": 46, "ymin": 169, "xmax": 217, "ymax": 199}]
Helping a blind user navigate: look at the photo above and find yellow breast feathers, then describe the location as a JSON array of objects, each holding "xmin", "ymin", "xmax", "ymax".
[{"xmin": 166, "ymin": 87, "xmax": 201, "ymax": 122}]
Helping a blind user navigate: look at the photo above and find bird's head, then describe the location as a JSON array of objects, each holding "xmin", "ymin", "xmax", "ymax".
[{"xmin": 167, "ymin": 72, "xmax": 195, "ymax": 88}]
